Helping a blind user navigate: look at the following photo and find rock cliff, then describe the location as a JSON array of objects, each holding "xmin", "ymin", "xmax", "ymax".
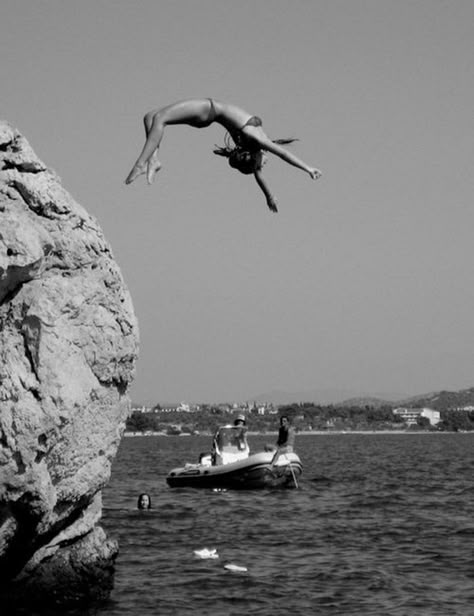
[{"xmin": 0, "ymin": 121, "xmax": 139, "ymax": 606}]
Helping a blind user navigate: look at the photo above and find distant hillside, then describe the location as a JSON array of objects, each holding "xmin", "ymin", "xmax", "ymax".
[
  {"xmin": 133, "ymin": 385, "xmax": 474, "ymax": 410},
  {"xmin": 251, "ymin": 385, "xmax": 474, "ymax": 410},
  {"xmin": 337, "ymin": 397, "xmax": 392, "ymax": 408},
  {"xmin": 250, "ymin": 388, "xmax": 408, "ymax": 406},
  {"xmin": 397, "ymin": 386, "xmax": 474, "ymax": 411}
]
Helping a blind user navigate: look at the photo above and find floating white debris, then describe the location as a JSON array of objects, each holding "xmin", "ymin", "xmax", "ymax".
[
  {"xmin": 224, "ymin": 563, "xmax": 247, "ymax": 572},
  {"xmin": 193, "ymin": 548, "xmax": 219, "ymax": 559}
]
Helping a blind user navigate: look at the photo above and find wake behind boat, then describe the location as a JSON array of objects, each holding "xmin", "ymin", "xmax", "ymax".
[{"xmin": 166, "ymin": 425, "xmax": 302, "ymax": 489}]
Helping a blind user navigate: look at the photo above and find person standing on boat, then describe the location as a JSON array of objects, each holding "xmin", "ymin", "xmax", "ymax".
[
  {"xmin": 272, "ymin": 415, "xmax": 295, "ymax": 463},
  {"xmin": 233, "ymin": 414, "xmax": 249, "ymax": 452}
]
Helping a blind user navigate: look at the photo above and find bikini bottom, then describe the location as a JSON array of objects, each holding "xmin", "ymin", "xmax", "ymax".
[{"xmin": 241, "ymin": 115, "xmax": 263, "ymax": 129}]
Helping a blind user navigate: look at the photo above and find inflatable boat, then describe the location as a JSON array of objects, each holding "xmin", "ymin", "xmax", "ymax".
[{"xmin": 166, "ymin": 426, "xmax": 303, "ymax": 489}]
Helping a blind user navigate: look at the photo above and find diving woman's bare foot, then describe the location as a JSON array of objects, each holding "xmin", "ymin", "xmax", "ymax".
[
  {"xmin": 125, "ymin": 164, "xmax": 146, "ymax": 185},
  {"xmin": 146, "ymin": 157, "xmax": 162, "ymax": 185}
]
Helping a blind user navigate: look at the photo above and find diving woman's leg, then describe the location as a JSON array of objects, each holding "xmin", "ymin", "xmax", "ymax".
[{"xmin": 125, "ymin": 112, "xmax": 164, "ymax": 184}]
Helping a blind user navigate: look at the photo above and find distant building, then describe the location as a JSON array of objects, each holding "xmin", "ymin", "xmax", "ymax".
[
  {"xmin": 132, "ymin": 406, "xmax": 153, "ymax": 413},
  {"xmin": 255, "ymin": 403, "xmax": 276, "ymax": 415},
  {"xmin": 393, "ymin": 407, "xmax": 440, "ymax": 426},
  {"xmin": 177, "ymin": 402, "xmax": 191, "ymax": 412}
]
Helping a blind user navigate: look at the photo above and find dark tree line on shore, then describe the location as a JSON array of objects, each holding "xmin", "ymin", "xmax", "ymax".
[
  {"xmin": 125, "ymin": 403, "xmax": 474, "ymax": 434},
  {"xmin": 438, "ymin": 410, "xmax": 474, "ymax": 432}
]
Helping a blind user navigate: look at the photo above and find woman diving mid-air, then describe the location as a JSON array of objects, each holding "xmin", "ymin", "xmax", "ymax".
[{"xmin": 125, "ymin": 98, "xmax": 321, "ymax": 213}]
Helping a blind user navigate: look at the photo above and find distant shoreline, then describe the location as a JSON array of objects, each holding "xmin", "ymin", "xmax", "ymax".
[{"xmin": 122, "ymin": 429, "xmax": 468, "ymax": 438}]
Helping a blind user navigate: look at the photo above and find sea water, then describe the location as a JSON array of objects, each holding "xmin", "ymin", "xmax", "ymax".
[{"xmin": 16, "ymin": 433, "xmax": 474, "ymax": 615}]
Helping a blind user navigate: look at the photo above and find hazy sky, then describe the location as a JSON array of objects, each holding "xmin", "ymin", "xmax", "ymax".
[{"xmin": 2, "ymin": 1, "xmax": 474, "ymax": 403}]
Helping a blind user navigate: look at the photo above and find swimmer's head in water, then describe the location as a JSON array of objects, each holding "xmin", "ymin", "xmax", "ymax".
[{"xmin": 137, "ymin": 493, "xmax": 151, "ymax": 509}]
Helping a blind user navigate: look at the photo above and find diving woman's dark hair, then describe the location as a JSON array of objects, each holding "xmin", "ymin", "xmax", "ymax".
[
  {"xmin": 213, "ymin": 132, "xmax": 298, "ymax": 175},
  {"xmin": 228, "ymin": 149, "xmax": 257, "ymax": 175}
]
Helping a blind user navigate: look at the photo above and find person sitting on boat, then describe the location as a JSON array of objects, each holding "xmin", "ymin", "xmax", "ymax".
[
  {"xmin": 271, "ymin": 415, "xmax": 295, "ymax": 464},
  {"xmin": 137, "ymin": 493, "xmax": 152, "ymax": 510},
  {"xmin": 124, "ymin": 98, "xmax": 322, "ymax": 212}
]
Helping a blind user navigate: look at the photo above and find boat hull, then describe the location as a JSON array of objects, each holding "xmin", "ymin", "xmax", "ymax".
[{"xmin": 166, "ymin": 452, "xmax": 302, "ymax": 489}]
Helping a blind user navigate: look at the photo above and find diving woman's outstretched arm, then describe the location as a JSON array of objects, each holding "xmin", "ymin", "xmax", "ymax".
[
  {"xmin": 254, "ymin": 170, "xmax": 278, "ymax": 213},
  {"xmin": 242, "ymin": 126, "xmax": 322, "ymax": 179},
  {"xmin": 260, "ymin": 139, "xmax": 321, "ymax": 179}
]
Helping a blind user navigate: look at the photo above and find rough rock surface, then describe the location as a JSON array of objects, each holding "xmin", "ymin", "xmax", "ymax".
[{"xmin": 0, "ymin": 121, "xmax": 139, "ymax": 606}]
